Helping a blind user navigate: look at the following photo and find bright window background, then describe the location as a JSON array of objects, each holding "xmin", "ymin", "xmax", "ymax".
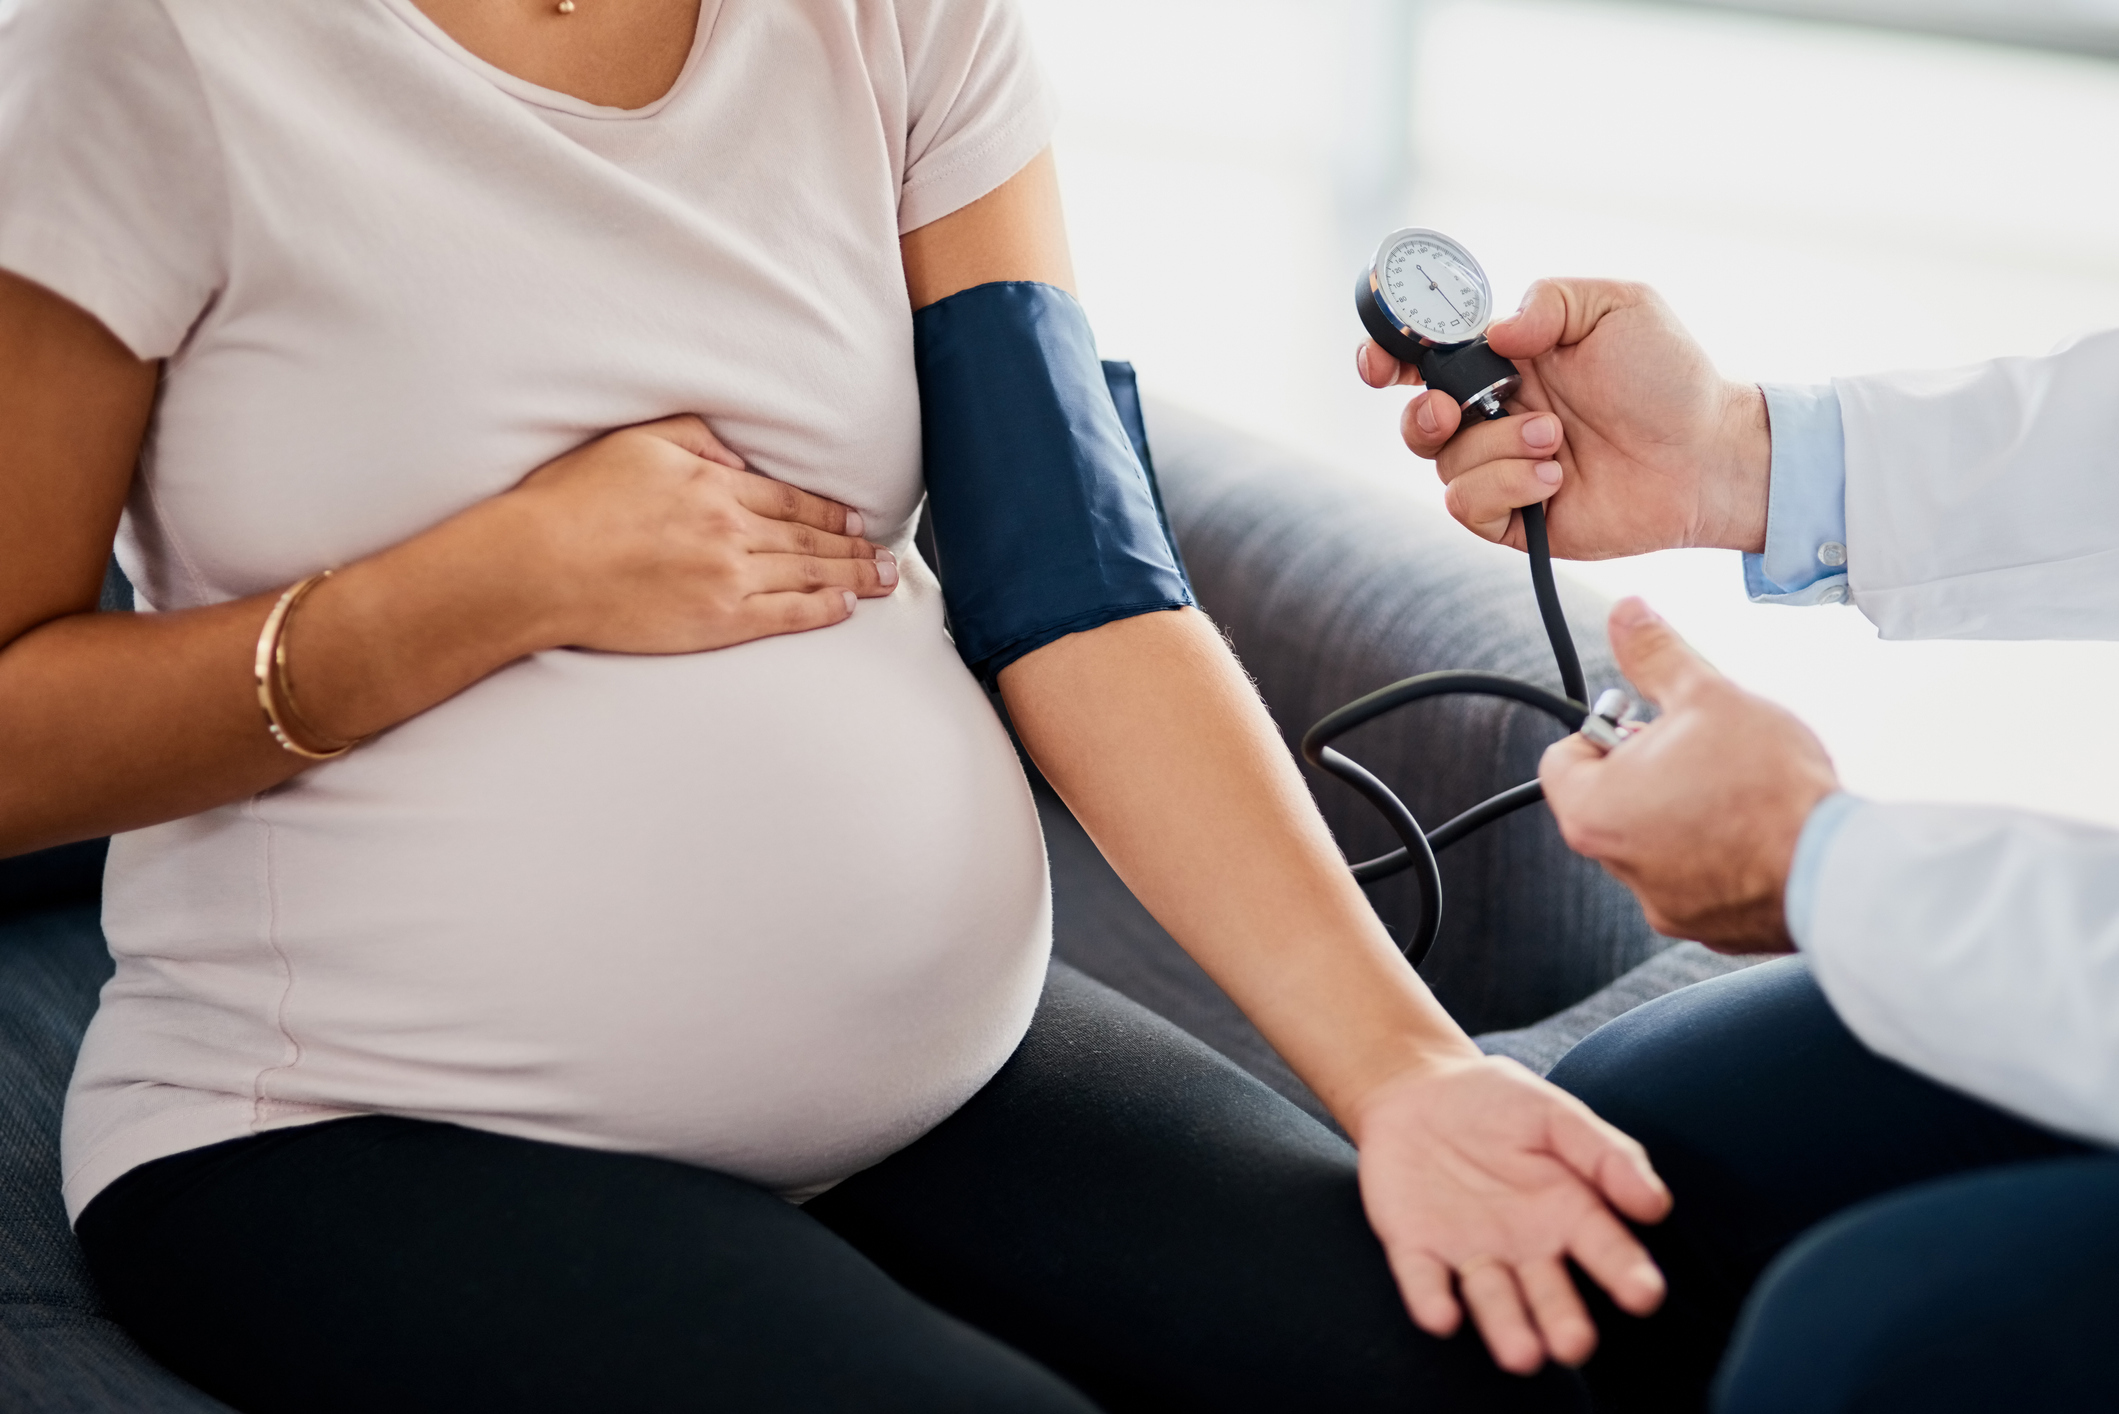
[{"xmin": 1020, "ymin": 0, "xmax": 2119, "ymax": 826}]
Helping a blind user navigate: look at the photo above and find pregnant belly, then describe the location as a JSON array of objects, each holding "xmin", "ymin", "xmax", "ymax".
[{"xmin": 176, "ymin": 568, "xmax": 1051, "ymax": 1191}]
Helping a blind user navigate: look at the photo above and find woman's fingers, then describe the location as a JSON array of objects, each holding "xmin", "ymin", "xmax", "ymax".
[
  {"xmin": 1516, "ymin": 1257, "xmax": 1598, "ymax": 1367},
  {"xmin": 751, "ymin": 550, "xmax": 898, "ymax": 597},
  {"xmin": 1457, "ymin": 1257, "xmax": 1545, "ymax": 1375},
  {"xmin": 1567, "ymin": 1204, "xmax": 1667, "ymax": 1318},
  {"xmin": 749, "ymin": 514, "xmax": 880, "ymax": 561},
  {"xmin": 1386, "ymin": 1248, "xmax": 1462, "ymax": 1339},
  {"xmin": 1547, "ymin": 1097, "xmax": 1672, "ymax": 1225},
  {"xmin": 725, "ymin": 466, "xmax": 867, "ymax": 538},
  {"xmin": 740, "ymin": 587, "xmax": 859, "ymax": 639}
]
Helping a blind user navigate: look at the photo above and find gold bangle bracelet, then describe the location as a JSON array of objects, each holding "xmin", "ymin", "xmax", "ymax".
[{"xmin": 254, "ymin": 571, "xmax": 361, "ymax": 761}]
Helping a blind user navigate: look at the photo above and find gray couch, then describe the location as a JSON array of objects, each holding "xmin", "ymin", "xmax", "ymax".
[{"xmin": 0, "ymin": 400, "xmax": 1751, "ymax": 1409}]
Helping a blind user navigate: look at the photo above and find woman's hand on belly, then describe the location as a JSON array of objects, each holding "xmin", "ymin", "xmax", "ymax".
[
  {"xmin": 0, "ymin": 269, "xmax": 893, "ymax": 853},
  {"xmin": 498, "ymin": 415, "xmax": 895, "ymax": 655}
]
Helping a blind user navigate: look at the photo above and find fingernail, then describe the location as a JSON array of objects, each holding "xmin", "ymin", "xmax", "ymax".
[
  {"xmin": 875, "ymin": 558, "xmax": 899, "ymax": 588},
  {"xmin": 1355, "ymin": 342, "xmax": 1373, "ymax": 383},
  {"xmin": 1535, "ymin": 460, "xmax": 1562, "ymax": 486},
  {"xmin": 1613, "ymin": 597, "xmax": 1661, "ymax": 629},
  {"xmin": 1524, "ymin": 415, "xmax": 1559, "ymax": 451},
  {"xmin": 1414, "ymin": 395, "xmax": 1440, "ymax": 436},
  {"xmin": 874, "ymin": 545, "xmax": 895, "ymax": 563},
  {"xmin": 844, "ymin": 510, "xmax": 865, "ymax": 538},
  {"xmin": 841, "ymin": 590, "xmax": 857, "ymax": 614}
]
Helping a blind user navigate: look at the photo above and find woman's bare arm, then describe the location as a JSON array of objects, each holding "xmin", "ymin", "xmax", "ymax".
[
  {"xmin": 0, "ymin": 269, "xmax": 892, "ymax": 857},
  {"xmin": 0, "ymin": 268, "xmax": 307, "ymax": 853},
  {"xmin": 908, "ymin": 152, "xmax": 1672, "ymax": 1375}
]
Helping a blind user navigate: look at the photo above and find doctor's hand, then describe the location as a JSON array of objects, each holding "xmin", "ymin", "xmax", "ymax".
[
  {"xmin": 1357, "ymin": 279, "xmax": 1771, "ymax": 560},
  {"xmin": 1540, "ymin": 598, "xmax": 1839, "ymax": 951}
]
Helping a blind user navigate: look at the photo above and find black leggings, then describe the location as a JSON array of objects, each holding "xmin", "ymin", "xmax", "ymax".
[{"xmin": 78, "ymin": 963, "xmax": 1585, "ymax": 1414}]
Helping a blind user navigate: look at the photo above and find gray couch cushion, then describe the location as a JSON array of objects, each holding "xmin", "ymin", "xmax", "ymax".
[
  {"xmin": 0, "ymin": 1314, "xmax": 233, "ymax": 1414},
  {"xmin": 0, "ymin": 907, "xmax": 110, "ymax": 1315},
  {"xmin": 1476, "ymin": 943, "xmax": 1769, "ymax": 1076},
  {"xmin": 0, "ymin": 905, "xmax": 232, "ymax": 1412}
]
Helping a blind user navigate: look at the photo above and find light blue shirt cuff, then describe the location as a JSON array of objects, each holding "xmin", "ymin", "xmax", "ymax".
[
  {"xmin": 1743, "ymin": 383, "xmax": 1850, "ymax": 606},
  {"xmin": 1785, "ymin": 791, "xmax": 1865, "ymax": 947}
]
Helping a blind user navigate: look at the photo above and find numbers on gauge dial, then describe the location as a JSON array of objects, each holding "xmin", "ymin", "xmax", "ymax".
[{"xmin": 1379, "ymin": 234, "xmax": 1492, "ymax": 343}]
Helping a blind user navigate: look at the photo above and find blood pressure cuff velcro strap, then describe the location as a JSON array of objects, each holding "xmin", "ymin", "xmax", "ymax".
[{"xmin": 915, "ymin": 280, "xmax": 1195, "ymax": 680}]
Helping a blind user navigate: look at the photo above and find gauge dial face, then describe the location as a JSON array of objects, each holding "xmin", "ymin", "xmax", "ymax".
[{"xmin": 1373, "ymin": 229, "xmax": 1493, "ymax": 345}]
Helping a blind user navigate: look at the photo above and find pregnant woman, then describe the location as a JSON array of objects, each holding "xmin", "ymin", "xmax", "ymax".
[{"xmin": 0, "ymin": 0, "xmax": 1667, "ymax": 1408}]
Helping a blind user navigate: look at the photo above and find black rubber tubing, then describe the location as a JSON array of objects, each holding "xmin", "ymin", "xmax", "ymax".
[{"xmin": 1300, "ymin": 500, "xmax": 1589, "ymax": 968}]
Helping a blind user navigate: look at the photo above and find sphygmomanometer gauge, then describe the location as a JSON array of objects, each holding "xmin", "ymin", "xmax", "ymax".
[
  {"xmin": 1357, "ymin": 227, "xmax": 1521, "ymax": 423},
  {"xmin": 1375, "ymin": 228, "xmax": 1491, "ymax": 342}
]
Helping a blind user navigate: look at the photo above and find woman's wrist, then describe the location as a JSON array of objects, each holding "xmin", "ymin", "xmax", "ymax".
[
  {"xmin": 1338, "ymin": 1041, "xmax": 1489, "ymax": 1149},
  {"xmin": 275, "ymin": 493, "xmax": 575, "ymax": 746},
  {"xmin": 443, "ymin": 487, "xmax": 593, "ymax": 655},
  {"xmin": 1291, "ymin": 968, "xmax": 1485, "ymax": 1147}
]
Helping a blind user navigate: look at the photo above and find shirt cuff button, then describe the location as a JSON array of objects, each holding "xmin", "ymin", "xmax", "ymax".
[
  {"xmin": 1820, "ymin": 583, "xmax": 1849, "ymax": 604},
  {"xmin": 1817, "ymin": 541, "xmax": 1848, "ymax": 567}
]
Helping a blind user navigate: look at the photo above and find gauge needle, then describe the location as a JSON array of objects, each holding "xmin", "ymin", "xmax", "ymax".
[{"xmin": 1417, "ymin": 263, "xmax": 1467, "ymax": 322}]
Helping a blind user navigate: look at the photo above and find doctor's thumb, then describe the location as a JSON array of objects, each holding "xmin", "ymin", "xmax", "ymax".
[
  {"xmin": 1486, "ymin": 277, "xmax": 1636, "ymax": 359},
  {"xmin": 1607, "ymin": 598, "xmax": 1715, "ymax": 708}
]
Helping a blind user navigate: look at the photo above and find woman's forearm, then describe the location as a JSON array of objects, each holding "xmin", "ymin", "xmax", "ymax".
[
  {"xmin": 0, "ymin": 269, "xmax": 546, "ymax": 854},
  {"xmin": 998, "ymin": 607, "xmax": 1481, "ymax": 1132},
  {"xmin": 1, "ymin": 411, "xmax": 888, "ymax": 856},
  {"xmin": 0, "ymin": 495, "xmax": 560, "ymax": 856}
]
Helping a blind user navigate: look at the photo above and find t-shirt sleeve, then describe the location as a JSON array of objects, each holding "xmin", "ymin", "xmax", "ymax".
[
  {"xmin": 0, "ymin": 0, "xmax": 228, "ymax": 359},
  {"xmin": 894, "ymin": 0, "xmax": 1059, "ymax": 235}
]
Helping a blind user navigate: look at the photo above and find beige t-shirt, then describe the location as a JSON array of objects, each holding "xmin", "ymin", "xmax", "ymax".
[{"xmin": 0, "ymin": 0, "xmax": 1061, "ymax": 1220}]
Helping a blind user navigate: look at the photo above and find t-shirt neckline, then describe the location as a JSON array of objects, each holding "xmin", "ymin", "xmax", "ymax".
[{"xmin": 373, "ymin": 0, "xmax": 724, "ymax": 120}]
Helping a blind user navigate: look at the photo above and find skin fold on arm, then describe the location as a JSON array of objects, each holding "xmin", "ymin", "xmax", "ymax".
[{"xmin": 907, "ymin": 153, "xmax": 1672, "ymax": 1375}]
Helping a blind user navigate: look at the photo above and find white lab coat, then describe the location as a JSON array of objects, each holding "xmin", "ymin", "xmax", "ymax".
[{"xmin": 1804, "ymin": 327, "xmax": 2119, "ymax": 1146}]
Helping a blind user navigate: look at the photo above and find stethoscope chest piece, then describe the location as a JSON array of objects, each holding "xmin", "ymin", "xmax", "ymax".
[{"xmin": 1357, "ymin": 228, "xmax": 1521, "ymax": 422}]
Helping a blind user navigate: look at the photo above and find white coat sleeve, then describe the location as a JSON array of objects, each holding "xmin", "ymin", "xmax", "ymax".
[
  {"xmin": 1798, "ymin": 798, "xmax": 2119, "ymax": 1146},
  {"xmin": 1838, "ymin": 329, "xmax": 2119, "ymax": 640}
]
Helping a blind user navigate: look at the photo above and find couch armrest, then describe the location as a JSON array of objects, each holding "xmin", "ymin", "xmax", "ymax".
[{"xmin": 1143, "ymin": 399, "xmax": 1666, "ymax": 1034}]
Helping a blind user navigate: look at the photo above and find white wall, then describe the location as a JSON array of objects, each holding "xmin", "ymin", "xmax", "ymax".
[{"xmin": 1021, "ymin": 0, "xmax": 2119, "ymax": 826}]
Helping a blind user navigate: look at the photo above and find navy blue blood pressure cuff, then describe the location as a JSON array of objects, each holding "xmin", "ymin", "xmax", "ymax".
[{"xmin": 915, "ymin": 280, "xmax": 1194, "ymax": 681}]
